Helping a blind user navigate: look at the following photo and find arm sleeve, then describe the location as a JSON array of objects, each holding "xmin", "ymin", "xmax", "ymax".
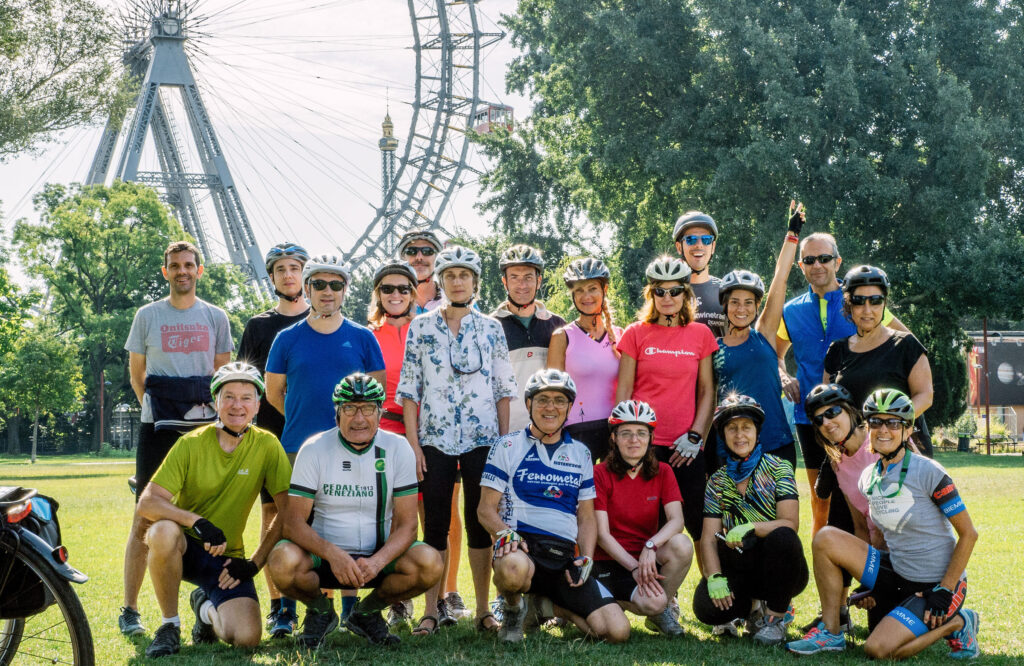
[
  {"xmin": 236, "ymin": 320, "xmax": 255, "ymax": 364},
  {"xmin": 578, "ymin": 450, "xmax": 596, "ymax": 501},
  {"xmin": 150, "ymin": 437, "xmax": 188, "ymax": 496},
  {"xmin": 700, "ymin": 323, "xmax": 717, "ymax": 359},
  {"xmin": 773, "ymin": 458, "xmax": 799, "ymax": 502},
  {"xmin": 395, "ymin": 321, "xmax": 423, "ymax": 402},
  {"xmin": 921, "ymin": 459, "xmax": 965, "ymax": 519},
  {"xmin": 703, "ymin": 473, "xmax": 721, "ymax": 518},
  {"xmin": 480, "ymin": 435, "xmax": 512, "ymax": 492},
  {"xmin": 660, "ymin": 463, "xmax": 683, "ymax": 505},
  {"xmin": 617, "ymin": 324, "xmax": 639, "ymax": 360},
  {"xmin": 125, "ymin": 310, "xmax": 147, "ymax": 354},
  {"xmin": 392, "ymin": 442, "xmax": 419, "ymax": 497},
  {"xmin": 265, "ymin": 329, "xmax": 288, "ymax": 374},
  {"xmin": 288, "ymin": 439, "xmax": 319, "ymax": 499},
  {"xmin": 593, "ymin": 465, "xmax": 609, "ymax": 512},
  {"xmin": 214, "ymin": 307, "xmax": 234, "ymax": 353},
  {"xmin": 900, "ymin": 333, "xmax": 929, "ymax": 376},
  {"xmin": 263, "ymin": 439, "xmax": 292, "ymax": 497},
  {"xmin": 489, "ymin": 319, "xmax": 518, "ymax": 401},
  {"xmin": 362, "ymin": 328, "xmax": 386, "ymax": 373}
]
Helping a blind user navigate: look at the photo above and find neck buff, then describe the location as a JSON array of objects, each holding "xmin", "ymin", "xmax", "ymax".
[{"xmin": 726, "ymin": 441, "xmax": 763, "ymax": 483}]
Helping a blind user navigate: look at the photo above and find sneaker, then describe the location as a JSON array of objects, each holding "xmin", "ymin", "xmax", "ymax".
[
  {"xmin": 800, "ymin": 606, "xmax": 851, "ymax": 634},
  {"xmin": 645, "ymin": 607, "xmax": 684, "ymax": 636},
  {"xmin": 523, "ymin": 594, "xmax": 554, "ymax": 633},
  {"xmin": 346, "ymin": 610, "xmax": 401, "ymax": 647},
  {"xmin": 746, "ymin": 600, "xmax": 765, "ymax": 634},
  {"xmin": 296, "ymin": 607, "xmax": 339, "ymax": 650},
  {"xmin": 118, "ymin": 606, "xmax": 146, "ymax": 637},
  {"xmin": 753, "ymin": 615, "xmax": 787, "ymax": 646},
  {"xmin": 265, "ymin": 607, "xmax": 278, "ymax": 631},
  {"xmin": 445, "ymin": 591, "xmax": 472, "ymax": 620},
  {"xmin": 144, "ymin": 622, "xmax": 181, "ymax": 658},
  {"xmin": 712, "ymin": 619, "xmax": 742, "ymax": 637},
  {"xmin": 271, "ymin": 606, "xmax": 297, "ymax": 639},
  {"xmin": 189, "ymin": 587, "xmax": 217, "ymax": 644},
  {"xmin": 498, "ymin": 597, "xmax": 526, "ymax": 643},
  {"xmin": 668, "ymin": 597, "xmax": 681, "ymax": 621},
  {"xmin": 387, "ymin": 600, "xmax": 414, "ymax": 628},
  {"xmin": 437, "ymin": 598, "xmax": 457, "ymax": 627},
  {"xmin": 490, "ymin": 595, "xmax": 505, "ymax": 623},
  {"xmin": 781, "ymin": 603, "xmax": 796, "ymax": 628},
  {"xmin": 947, "ymin": 608, "xmax": 980, "ymax": 660},
  {"xmin": 787, "ymin": 622, "xmax": 846, "ymax": 655}
]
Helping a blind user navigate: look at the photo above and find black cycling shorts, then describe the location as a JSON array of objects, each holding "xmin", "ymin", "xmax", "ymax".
[{"xmin": 520, "ymin": 533, "xmax": 616, "ymax": 619}]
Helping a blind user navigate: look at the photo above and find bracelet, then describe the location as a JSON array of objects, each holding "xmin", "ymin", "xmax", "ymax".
[
  {"xmin": 785, "ymin": 234, "xmax": 799, "ymax": 244},
  {"xmin": 631, "ymin": 566, "xmax": 640, "ymax": 573}
]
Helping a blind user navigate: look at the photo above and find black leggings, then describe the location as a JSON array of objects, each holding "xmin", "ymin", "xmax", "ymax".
[
  {"xmin": 420, "ymin": 445, "xmax": 491, "ymax": 550},
  {"xmin": 135, "ymin": 424, "xmax": 181, "ymax": 504},
  {"xmin": 693, "ymin": 526, "xmax": 808, "ymax": 623},
  {"xmin": 653, "ymin": 446, "xmax": 706, "ymax": 541}
]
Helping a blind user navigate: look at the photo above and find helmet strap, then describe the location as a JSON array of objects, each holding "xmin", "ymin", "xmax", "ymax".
[
  {"xmin": 274, "ymin": 288, "xmax": 303, "ymax": 303},
  {"xmin": 386, "ymin": 304, "xmax": 414, "ymax": 319},
  {"xmin": 449, "ymin": 298, "xmax": 474, "ymax": 308},
  {"xmin": 506, "ymin": 293, "xmax": 536, "ymax": 309},
  {"xmin": 218, "ymin": 422, "xmax": 250, "ymax": 439},
  {"xmin": 528, "ymin": 399, "xmax": 568, "ymax": 442},
  {"xmin": 880, "ymin": 440, "xmax": 906, "ymax": 462},
  {"xmin": 572, "ymin": 291, "xmax": 603, "ymax": 319}
]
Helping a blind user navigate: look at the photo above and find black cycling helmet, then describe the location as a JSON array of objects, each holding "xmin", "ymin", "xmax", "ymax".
[
  {"xmin": 718, "ymin": 269, "xmax": 765, "ymax": 305},
  {"xmin": 332, "ymin": 372, "xmax": 386, "ymax": 406},
  {"xmin": 712, "ymin": 394, "xmax": 765, "ymax": 435},
  {"xmin": 373, "ymin": 259, "xmax": 417, "ymax": 289},
  {"xmin": 672, "ymin": 211, "xmax": 719, "ymax": 242},
  {"xmin": 804, "ymin": 383, "xmax": 856, "ymax": 418},
  {"xmin": 563, "ymin": 257, "xmax": 610, "ymax": 286},
  {"xmin": 843, "ymin": 265, "xmax": 890, "ymax": 296}
]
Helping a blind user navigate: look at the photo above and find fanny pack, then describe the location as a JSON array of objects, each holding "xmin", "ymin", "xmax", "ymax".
[
  {"xmin": 521, "ymin": 532, "xmax": 577, "ymax": 572},
  {"xmin": 381, "ymin": 410, "xmax": 403, "ymax": 422}
]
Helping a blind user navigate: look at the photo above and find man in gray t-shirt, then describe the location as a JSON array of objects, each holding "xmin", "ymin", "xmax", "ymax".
[{"xmin": 118, "ymin": 241, "xmax": 233, "ymax": 639}]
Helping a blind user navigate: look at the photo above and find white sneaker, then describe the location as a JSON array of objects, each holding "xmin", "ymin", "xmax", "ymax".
[{"xmin": 712, "ymin": 619, "xmax": 742, "ymax": 637}]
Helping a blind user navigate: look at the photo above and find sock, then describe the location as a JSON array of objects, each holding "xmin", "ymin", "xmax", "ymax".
[
  {"xmin": 199, "ymin": 600, "xmax": 214, "ymax": 625},
  {"xmin": 281, "ymin": 598, "xmax": 297, "ymax": 615},
  {"xmin": 353, "ymin": 590, "xmax": 389, "ymax": 616},
  {"xmin": 307, "ymin": 594, "xmax": 332, "ymax": 614},
  {"xmin": 269, "ymin": 597, "xmax": 281, "ymax": 613},
  {"xmin": 341, "ymin": 595, "xmax": 357, "ymax": 616},
  {"xmin": 161, "ymin": 615, "xmax": 181, "ymax": 627}
]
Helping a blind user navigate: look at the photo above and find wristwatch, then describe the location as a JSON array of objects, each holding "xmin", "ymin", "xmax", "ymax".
[{"xmin": 644, "ymin": 540, "xmax": 657, "ymax": 552}]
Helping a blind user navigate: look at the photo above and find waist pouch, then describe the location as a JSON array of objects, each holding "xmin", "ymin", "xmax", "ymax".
[{"xmin": 522, "ymin": 533, "xmax": 577, "ymax": 572}]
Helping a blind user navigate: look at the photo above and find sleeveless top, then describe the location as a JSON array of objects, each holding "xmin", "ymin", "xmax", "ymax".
[{"xmin": 563, "ymin": 322, "xmax": 621, "ymax": 426}]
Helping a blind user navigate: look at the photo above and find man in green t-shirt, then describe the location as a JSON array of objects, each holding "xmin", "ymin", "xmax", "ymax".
[{"xmin": 137, "ymin": 362, "xmax": 291, "ymax": 658}]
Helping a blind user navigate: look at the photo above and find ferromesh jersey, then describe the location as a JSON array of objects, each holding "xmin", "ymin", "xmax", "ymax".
[{"xmin": 481, "ymin": 428, "xmax": 595, "ymax": 543}]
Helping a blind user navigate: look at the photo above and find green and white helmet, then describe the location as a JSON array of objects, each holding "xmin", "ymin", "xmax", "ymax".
[
  {"xmin": 862, "ymin": 388, "xmax": 915, "ymax": 423},
  {"xmin": 211, "ymin": 362, "xmax": 265, "ymax": 397},
  {"xmin": 332, "ymin": 372, "xmax": 386, "ymax": 405}
]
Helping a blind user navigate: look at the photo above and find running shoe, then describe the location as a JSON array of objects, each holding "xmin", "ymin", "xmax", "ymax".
[
  {"xmin": 787, "ymin": 622, "xmax": 846, "ymax": 655},
  {"xmin": 144, "ymin": 622, "xmax": 180, "ymax": 658},
  {"xmin": 437, "ymin": 598, "xmax": 457, "ymax": 627},
  {"xmin": 800, "ymin": 606, "xmax": 850, "ymax": 634},
  {"xmin": 346, "ymin": 610, "xmax": 401, "ymax": 647},
  {"xmin": 189, "ymin": 587, "xmax": 217, "ymax": 644},
  {"xmin": 753, "ymin": 615, "xmax": 786, "ymax": 646},
  {"xmin": 271, "ymin": 606, "xmax": 297, "ymax": 639},
  {"xmin": 746, "ymin": 600, "xmax": 765, "ymax": 634},
  {"xmin": 712, "ymin": 619, "xmax": 742, "ymax": 637},
  {"xmin": 445, "ymin": 591, "xmax": 472, "ymax": 620},
  {"xmin": 265, "ymin": 607, "xmax": 278, "ymax": 631},
  {"xmin": 118, "ymin": 606, "xmax": 147, "ymax": 637},
  {"xmin": 296, "ymin": 607, "xmax": 339, "ymax": 650},
  {"xmin": 387, "ymin": 600, "xmax": 414, "ymax": 628},
  {"xmin": 645, "ymin": 608, "xmax": 684, "ymax": 636},
  {"xmin": 947, "ymin": 608, "xmax": 980, "ymax": 660},
  {"xmin": 498, "ymin": 597, "xmax": 526, "ymax": 643},
  {"xmin": 781, "ymin": 603, "xmax": 796, "ymax": 628},
  {"xmin": 490, "ymin": 595, "xmax": 505, "ymax": 623}
]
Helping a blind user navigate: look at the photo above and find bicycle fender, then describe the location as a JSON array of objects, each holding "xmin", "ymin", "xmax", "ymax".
[{"xmin": 17, "ymin": 528, "xmax": 89, "ymax": 584}]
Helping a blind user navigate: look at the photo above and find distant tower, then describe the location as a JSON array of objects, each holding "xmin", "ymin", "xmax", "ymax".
[{"xmin": 379, "ymin": 112, "xmax": 399, "ymax": 219}]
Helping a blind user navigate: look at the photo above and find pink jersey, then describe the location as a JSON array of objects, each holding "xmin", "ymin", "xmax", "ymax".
[
  {"xmin": 835, "ymin": 441, "xmax": 878, "ymax": 540},
  {"xmin": 562, "ymin": 322, "xmax": 622, "ymax": 426}
]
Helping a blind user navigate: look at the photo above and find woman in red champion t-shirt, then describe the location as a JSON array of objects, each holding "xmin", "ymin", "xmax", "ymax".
[
  {"xmin": 594, "ymin": 400, "xmax": 694, "ymax": 636},
  {"xmin": 616, "ymin": 256, "xmax": 716, "ymax": 549}
]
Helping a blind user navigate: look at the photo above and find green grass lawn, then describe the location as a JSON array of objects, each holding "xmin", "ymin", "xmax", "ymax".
[{"xmin": 2, "ymin": 452, "xmax": 1023, "ymax": 664}]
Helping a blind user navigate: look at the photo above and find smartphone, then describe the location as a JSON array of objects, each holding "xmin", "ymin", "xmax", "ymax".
[{"xmin": 848, "ymin": 589, "xmax": 873, "ymax": 604}]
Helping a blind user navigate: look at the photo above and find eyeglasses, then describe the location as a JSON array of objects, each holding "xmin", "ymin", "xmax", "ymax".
[
  {"xmin": 338, "ymin": 404, "xmax": 379, "ymax": 417},
  {"xmin": 615, "ymin": 429, "xmax": 650, "ymax": 441},
  {"xmin": 868, "ymin": 416, "xmax": 907, "ymax": 430},
  {"xmin": 379, "ymin": 284, "xmax": 413, "ymax": 295},
  {"xmin": 309, "ymin": 279, "xmax": 346, "ymax": 292},
  {"xmin": 683, "ymin": 234, "xmax": 715, "ymax": 246},
  {"xmin": 801, "ymin": 254, "xmax": 835, "ymax": 265},
  {"xmin": 533, "ymin": 396, "xmax": 570, "ymax": 409},
  {"xmin": 812, "ymin": 405, "xmax": 844, "ymax": 426},
  {"xmin": 653, "ymin": 286, "xmax": 687, "ymax": 298},
  {"xmin": 219, "ymin": 394, "xmax": 259, "ymax": 406},
  {"xmin": 403, "ymin": 246, "xmax": 436, "ymax": 257},
  {"xmin": 850, "ymin": 294, "xmax": 885, "ymax": 307}
]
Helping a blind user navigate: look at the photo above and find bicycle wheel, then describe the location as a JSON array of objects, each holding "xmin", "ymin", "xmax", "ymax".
[{"xmin": 0, "ymin": 543, "xmax": 93, "ymax": 665}]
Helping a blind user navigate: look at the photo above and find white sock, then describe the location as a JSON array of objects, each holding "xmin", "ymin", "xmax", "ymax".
[
  {"xmin": 161, "ymin": 615, "xmax": 180, "ymax": 627},
  {"xmin": 199, "ymin": 600, "xmax": 215, "ymax": 625}
]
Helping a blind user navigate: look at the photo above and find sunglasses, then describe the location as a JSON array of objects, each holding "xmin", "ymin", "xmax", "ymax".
[
  {"xmin": 850, "ymin": 294, "xmax": 886, "ymax": 307},
  {"xmin": 812, "ymin": 405, "xmax": 844, "ymax": 426},
  {"xmin": 868, "ymin": 416, "xmax": 908, "ymax": 430},
  {"xmin": 309, "ymin": 279, "xmax": 346, "ymax": 292},
  {"xmin": 683, "ymin": 234, "xmax": 715, "ymax": 246},
  {"xmin": 801, "ymin": 254, "xmax": 835, "ymax": 265},
  {"xmin": 653, "ymin": 286, "xmax": 687, "ymax": 298},
  {"xmin": 379, "ymin": 284, "xmax": 413, "ymax": 295},
  {"xmin": 403, "ymin": 246, "xmax": 436, "ymax": 257}
]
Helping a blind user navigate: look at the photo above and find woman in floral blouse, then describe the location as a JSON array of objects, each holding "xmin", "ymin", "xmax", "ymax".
[{"xmin": 397, "ymin": 245, "xmax": 517, "ymax": 636}]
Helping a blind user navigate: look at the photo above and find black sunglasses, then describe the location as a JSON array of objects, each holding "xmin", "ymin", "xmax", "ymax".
[
  {"xmin": 653, "ymin": 286, "xmax": 687, "ymax": 298},
  {"xmin": 379, "ymin": 284, "xmax": 413, "ymax": 295},
  {"xmin": 309, "ymin": 279, "xmax": 346, "ymax": 292},
  {"xmin": 868, "ymin": 416, "xmax": 908, "ymax": 430},
  {"xmin": 801, "ymin": 254, "xmax": 835, "ymax": 265},
  {"xmin": 403, "ymin": 246, "xmax": 436, "ymax": 257},
  {"xmin": 812, "ymin": 405, "xmax": 844, "ymax": 426},
  {"xmin": 850, "ymin": 294, "xmax": 886, "ymax": 306}
]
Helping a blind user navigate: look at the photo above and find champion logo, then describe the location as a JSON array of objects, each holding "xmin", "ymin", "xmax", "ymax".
[
  {"xmin": 643, "ymin": 346, "xmax": 696, "ymax": 358},
  {"xmin": 237, "ymin": 468, "xmax": 249, "ymax": 475}
]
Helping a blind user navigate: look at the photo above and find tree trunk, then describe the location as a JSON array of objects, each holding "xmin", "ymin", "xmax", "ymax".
[
  {"xmin": 91, "ymin": 361, "xmax": 104, "ymax": 452},
  {"xmin": 31, "ymin": 408, "xmax": 39, "ymax": 464},
  {"xmin": 5, "ymin": 412, "xmax": 20, "ymax": 455}
]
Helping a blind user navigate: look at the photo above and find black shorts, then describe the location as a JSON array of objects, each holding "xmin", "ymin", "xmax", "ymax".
[
  {"xmin": 566, "ymin": 420, "xmax": 611, "ymax": 462},
  {"xmin": 795, "ymin": 423, "xmax": 826, "ymax": 471},
  {"xmin": 593, "ymin": 559, "xmax": 657, "ymax": 603},
  {"xmin": 308, "ymin": 541, "xmax": 426, "ymax": 590},
  {"xmin": 260, "ymin": 451, "xmax": 297, "ymax": 504},
  {"xmin": 520, "ymin": 533, "xmax": 616, "ymax": 619},
  {"xmin": 135, "ymin": 424, "xmax": 182, "ymax": 503},
  {"xmin": 652, "ymin": 446, "xmax": 705, "ymax": 541},
  {"xmin": 181, "ymin": 537, "xmax": 258, "ymax": 608}
]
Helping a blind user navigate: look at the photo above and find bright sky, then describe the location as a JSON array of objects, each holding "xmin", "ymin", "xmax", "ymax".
[{"xmin": 0, "ymin": 0, "xmax": 529, "ymax": 281}]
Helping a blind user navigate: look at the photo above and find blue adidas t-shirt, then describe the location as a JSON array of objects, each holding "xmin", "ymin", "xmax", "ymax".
[
  {"xmin": 481, "ymin": 428, "xmax": 595, "ymax": 542},
  {"xmin": 266, "ymin": 318, "xmax": 385, "ymax": 452}
]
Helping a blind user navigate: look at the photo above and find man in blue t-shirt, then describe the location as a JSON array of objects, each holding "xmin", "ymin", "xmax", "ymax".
[{"xmin": 265, "ymin": 255, "xmax": 385, "ymax": 454}]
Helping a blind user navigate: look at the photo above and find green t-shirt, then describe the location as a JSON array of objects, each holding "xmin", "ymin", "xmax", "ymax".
[{"xmin": 151, "ymin": 424, "xmax": 291, "ymax": 557}]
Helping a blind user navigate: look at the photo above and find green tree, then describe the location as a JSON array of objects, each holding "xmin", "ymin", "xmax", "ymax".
[
  {"xmin": 0, "ymin": 321, "xmax": 84, "ymax": 461},
  {"xmin": 0, "ymin": 0, "xmax": 133, "ymax": 158},
  {"xmin": 482, "ymin": 0, "xmax": 1024, "ymax": 426}
]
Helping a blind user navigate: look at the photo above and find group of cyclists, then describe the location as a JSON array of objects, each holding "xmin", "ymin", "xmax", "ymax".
[{"xmin": 115, "ymin": 199, "xmax": 980, "ymax": 659}]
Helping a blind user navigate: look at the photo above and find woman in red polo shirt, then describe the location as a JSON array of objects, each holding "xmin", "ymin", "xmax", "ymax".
[{"xmin": 368, "ymin": 260, "xmax": 418, "ymax": 434}]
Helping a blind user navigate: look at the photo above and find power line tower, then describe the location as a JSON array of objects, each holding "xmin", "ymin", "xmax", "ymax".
[
  {"xmin": 86, "ymin": 1, "xmax": 269, "ymax": 292},
  {"xmin": 378, "ymin": 111, "xmax": 399, "ymax": 252}
]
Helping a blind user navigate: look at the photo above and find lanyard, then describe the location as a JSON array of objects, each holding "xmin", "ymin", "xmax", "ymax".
[{"xmin": 866, "ymin": 451, "xmax": 912, "ymax": 498}]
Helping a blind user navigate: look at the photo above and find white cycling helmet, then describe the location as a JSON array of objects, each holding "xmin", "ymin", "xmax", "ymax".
[
  {"xmin": 434, "ymin": 245, "xmax": 482, "ymax": 278},
  {"xmin": 524, "ymin": 368, "xmax": 577, "ymax": 403},
  {"xmin": 719, "ymin": 269, "xmax": 765, "ymax": 305},
  {"xmin": 645, "ymin": 256, "xmax": 692, "ymax": 283},
  {"xmin": 608, "ymin": 400, "xmax": 657, "ymax": 430},
  {"xmin": 210, "ymin": 362, "xmax": 265, "ymax": 397},
  {"xmin": 302, "ymin": 254, "xmax": 352, "ymax": 285}
]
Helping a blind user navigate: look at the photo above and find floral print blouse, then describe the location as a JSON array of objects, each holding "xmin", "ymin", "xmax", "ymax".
[{"xmin": 396, "ymin": 308, "xmax": 517, "ymax": 454}]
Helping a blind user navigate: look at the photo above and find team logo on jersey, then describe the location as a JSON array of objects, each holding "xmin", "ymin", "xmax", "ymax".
[
  {"xmin": 237, "ymin": 468, "xmax": 249, "ymax": 475},
  {"xmin": 543, "ymin": 485, "xmax": 563, "ymax": 499},
  {"xmin": 556, "ymin": 452, "xmax": 570, "ymax": 463},
  {"xmin": 375, "ymin": 459, "xmax": 386, "ymax": 472},
  {"xmin": 342, "ymin": 461, "xmax": 351, "ymax": 471}
]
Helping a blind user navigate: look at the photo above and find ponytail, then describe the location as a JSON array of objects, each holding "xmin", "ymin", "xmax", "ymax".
[{"xmin": 602, "ymin": 297, "xmax": 621, "ymax": 360}]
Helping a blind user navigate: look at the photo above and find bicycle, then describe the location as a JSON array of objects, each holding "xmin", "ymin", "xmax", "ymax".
[{"xmin": 0, "ymin": 486, "xmax": 94, "ymax": 665}]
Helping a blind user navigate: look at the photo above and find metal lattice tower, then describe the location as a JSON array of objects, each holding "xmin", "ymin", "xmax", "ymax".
[
  {"xmin": 344, "ymin": 0, "xmax": 504, "ymax": 270},
  {"xmin": 379, "ymin": 112, "xmax": 399, "ymax": 219},
  {"xmin": 86, "ymin": 2, "xmax": 269, "ymax": 292}
]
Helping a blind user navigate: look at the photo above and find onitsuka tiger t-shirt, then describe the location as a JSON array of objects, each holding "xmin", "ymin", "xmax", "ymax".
[{"xmin": 289, "ymin": 428, "xmax": 418, "ymax": 556}]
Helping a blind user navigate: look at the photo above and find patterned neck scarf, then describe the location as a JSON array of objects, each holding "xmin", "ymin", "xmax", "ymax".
[{"xmin": 726, "ymin": 441, "xmax": 763, "ymax": 483}]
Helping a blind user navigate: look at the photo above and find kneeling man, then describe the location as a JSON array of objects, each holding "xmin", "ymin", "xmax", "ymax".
[
  {"xmin": 138, "ymin": 362, "xmax": 291, "ymax": 657},
  {"xmin": 478, "ymin": 369, "xmax": 630, "ymax": 643},
  {"xmin": 269, "ymin": 373, "xmax": 442, "ymax": 649}
]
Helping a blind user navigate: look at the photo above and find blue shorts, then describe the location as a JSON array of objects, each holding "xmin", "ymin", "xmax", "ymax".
[{"xmin": 181, "ymin": 537, "xmax": 258, "ymax": 608}]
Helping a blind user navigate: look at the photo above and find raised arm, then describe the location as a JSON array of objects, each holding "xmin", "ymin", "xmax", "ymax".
[{"xmin": 756, "ymin": 202, "xmax": 803, "ymax": 345}]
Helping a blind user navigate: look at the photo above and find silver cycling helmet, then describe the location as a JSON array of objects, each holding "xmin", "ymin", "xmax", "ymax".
[
  {"xmin": 719, "ymin": 269, "xmax": 765, "ymax": 305},
  {"xmin": 672, "ymin": 211, "xmax": 718, "ymax": 242},
  {"xmin": 499, "ymin": 244, "xmax": 545, "ymax": 272},
  {"xmin": 210, "ymin": 361, "xmax": 265, "ymax": 397},
  {"xmin": 265, "ymin": 242, "xmax": 309, "ymax": 273},
  {"xmin": 302, "ymin": 254, "xmax": 352, "ymax": 285},
  {"xmin": 524, "ymin": 368, "xmax": 577, "ymax": 403},
  {"xmin": 563, "ymin": 257, "xmax": 610, "ymax": 286},
  {"xmin": 645, "ymin": 256, "xmax": 692, "ymax": 284},
  {"xmin": 434, "ymin": 245, "xmax": 482, "ymax": 278}
]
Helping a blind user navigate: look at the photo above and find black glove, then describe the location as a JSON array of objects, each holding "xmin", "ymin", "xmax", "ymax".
[
  {"xmin": 223, "ymin": 557, "xmax": 259, "ymax": 582},
  {"xmin": 192, "ymin": 518, "xmax": 227, "ymax": 547},
  {"xmin": 788, "ymin": 207, "xmax": 805, "ymax": 234},
  {"xmin": 815, "ymin": 458, "xmax": 838, "ymax": 499},
  {"xmin": 924, "ymin": 585, "xmax": 953, "ymax": 619}
]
